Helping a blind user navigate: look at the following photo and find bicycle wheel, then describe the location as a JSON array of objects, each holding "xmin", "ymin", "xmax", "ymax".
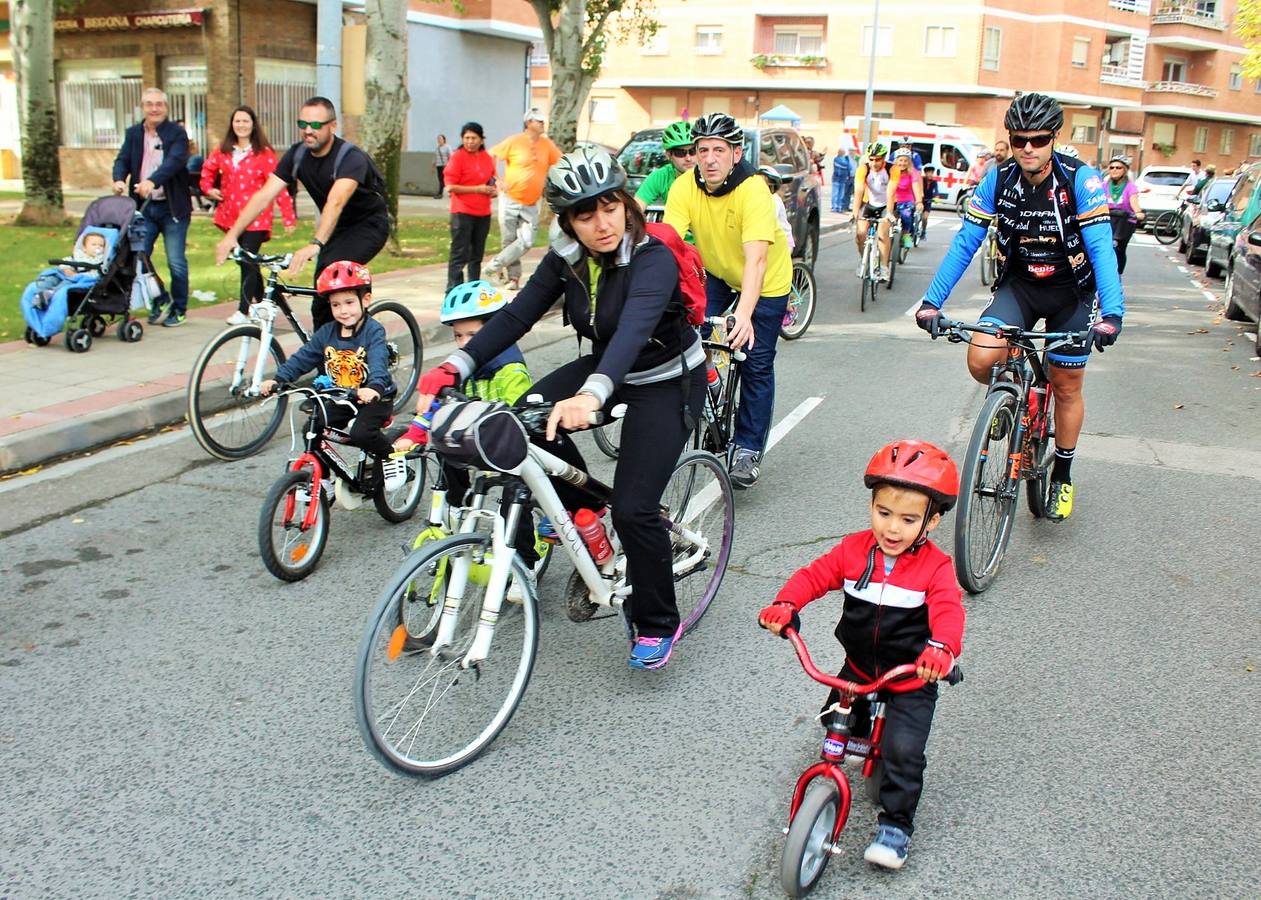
[
  {"xmin": 592, "ymin": 416, "xmax": 622, "ymax": 460},
  {"xmin": 780, "ymin": 780, "xmax": 841, "ymax": 898},
  {"xmin": 886, "ymin": 239, "xmax": 898, "ymax": 290},
  {"xmin": 258, "ymin": 470, "xmax": 330, "ymax": 582},
  {"xmin": 374, "ymin": 454, "xmax": 427, "ymax": 523},
  {"xmin": 368, "ymin": 300, "xmax": 424, "ymax": 415},
  {"xmin": 661, "ymin": 450, "xmax": 734, "ymax": 636},
  {"xmin": 1153, "ymin": 211, "xmax": 1181, "ymax": 245},
  {"xmin": 356, "ymin": 533, "xmax": 539, "ymax": 777},
  {"xmin": 954, "ymin": 390, "xmax": 1021, "ymax": 594},
  {"xmin": 1025, "ymin": 394, "xmax": 1057, "ymax": 518},
  {"xmin": 781, "ymin": 262, "xmax": 817, "ymax": 340},
  {"xmin": 187, "ymin": 324, "xmax": 288, "ymax": 460}
]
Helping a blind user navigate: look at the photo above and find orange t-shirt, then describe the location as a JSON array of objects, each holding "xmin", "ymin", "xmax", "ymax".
[{"xmin": 490, "ymin": 132, "xmax": 562, "ymax": 205}]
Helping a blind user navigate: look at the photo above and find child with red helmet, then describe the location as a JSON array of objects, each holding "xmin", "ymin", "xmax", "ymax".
[
  {"xmin": 758, "ymin": 439, "xmax": 964, "ymax": 871},
  {"xmin": 261, "ymin": 261, "xmax": 400, "ymax": 485}
]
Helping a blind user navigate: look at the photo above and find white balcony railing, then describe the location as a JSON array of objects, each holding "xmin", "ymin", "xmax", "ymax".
[
  {"xmin": 1100, "ymin": 64, "xmax": 1145, "ymax": 86},
  {"xmin": 1109, "ymin": 0, "xmax": 1151, "ymax": 12},
  {"xmin": 1146, "ymin": 79, "xmax": 1219, "ymax": 97},
  {"xmin": 1152, "ymin": 4, "xmax": 1226, "ymax": 29}
]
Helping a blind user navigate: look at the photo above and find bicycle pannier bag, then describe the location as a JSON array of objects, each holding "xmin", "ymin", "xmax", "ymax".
[{"xmin": 428, "ymin": 400, "xmax": 529, "ymax": 472}]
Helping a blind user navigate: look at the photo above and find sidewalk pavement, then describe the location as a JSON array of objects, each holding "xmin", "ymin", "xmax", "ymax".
[{"xmin": 0, "ymin": 210, "xmax": 851, "ymax": 475}]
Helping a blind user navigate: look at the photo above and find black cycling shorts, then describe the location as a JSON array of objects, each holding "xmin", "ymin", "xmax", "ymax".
[
  {"xmin": 980, "ymin": 278, "xmax": 1092, "ymax": 369},
  {"xmin": 861, "ymin": 203, "xmax": 887, "ymax": 220}
]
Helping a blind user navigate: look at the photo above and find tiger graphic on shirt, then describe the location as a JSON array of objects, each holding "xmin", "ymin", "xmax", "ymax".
[{"xmin": 324, "ymin": 346, "xmax": 368, "ymax": 388}]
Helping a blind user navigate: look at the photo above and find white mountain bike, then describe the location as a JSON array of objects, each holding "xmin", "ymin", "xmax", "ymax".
[{"xmin": 353, "ymin": 392, "xmax": 736, "ymax": 777}]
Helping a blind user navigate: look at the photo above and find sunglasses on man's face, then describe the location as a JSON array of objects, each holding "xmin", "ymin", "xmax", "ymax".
[
  {"xmin": 1108, "ymin": 165, "xmax": 1125, "ymax": 170},
  {"xmin": 297, "ymin": 119, "xmax": 333, "ymax": 131},
  {"xmin": 669, "ymin": 148, "xmax": 696, "ymax": 159},
  {"xmin": 1009, "ymin": 133, "xmax": 1055, "ymax": 150}
]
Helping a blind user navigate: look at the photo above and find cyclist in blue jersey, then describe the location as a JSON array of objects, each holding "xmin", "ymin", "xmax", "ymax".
[{"xmin": 914, "ymin": 93, "xmax": 1124, "ymax": 522}]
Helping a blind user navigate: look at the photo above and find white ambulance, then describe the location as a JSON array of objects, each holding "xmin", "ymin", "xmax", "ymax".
[{"xmin": 841, "ymin": 117, "xmax": 990, "ymax": 209}]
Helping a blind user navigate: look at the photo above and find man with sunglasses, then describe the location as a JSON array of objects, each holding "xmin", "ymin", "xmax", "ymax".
[
  {"xmin": 915, "ymin": 92, "xmax": 1124, "ymax": 523},
  {"xmin": 215, "ymin": 96, "xmax": 388, "ymax": 329},
  {"xmin": 635, "ymin": 121, "xmax": 696, "ymax": 211}
]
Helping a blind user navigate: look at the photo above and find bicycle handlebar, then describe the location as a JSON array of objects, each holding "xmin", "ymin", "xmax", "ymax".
[
  {"xmin": 784, "ymin": 628, "xmax": 961, "ymax": 695},
  {"xmin": 273, "ymin": 383, "xmax": 361, "ymax": 411},
  {"xmin": 935, "ymin": 316, "xmax": 1090, "ymax": 353},
  {"xmin": 230, "ymin": 246, "xmax": 293, "ymax": 270}
]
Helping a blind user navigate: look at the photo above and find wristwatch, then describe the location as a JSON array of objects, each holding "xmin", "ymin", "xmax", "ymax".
[{"xmin": 310, "ymin": 237, "xmax": 325, "ymax": 249}]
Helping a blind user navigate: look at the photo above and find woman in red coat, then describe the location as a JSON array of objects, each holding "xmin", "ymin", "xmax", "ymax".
[{"xmin": 201, "ymin": 105, "xmax": 297, "ymax": 324}]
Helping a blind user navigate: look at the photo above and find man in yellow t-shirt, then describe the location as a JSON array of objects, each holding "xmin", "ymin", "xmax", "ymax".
[
  {"xmin": 664, "ymin": 112, "xmax": 792, "ymax": 490},
  {"xmin": 486, "ymin": 108, "xmax": 562, "ymax": 290}
]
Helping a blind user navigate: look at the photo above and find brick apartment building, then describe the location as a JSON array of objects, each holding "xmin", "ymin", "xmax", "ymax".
[
  {"xmin": 3, "ymin": 0, "xmax": 539, "ymax": 192},
  {"xmin": 534, "ymin": 0, "xmax": 1261, "ymax": 172}
]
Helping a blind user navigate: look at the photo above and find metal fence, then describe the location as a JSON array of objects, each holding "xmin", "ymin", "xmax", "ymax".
[
  {"xmin": 58, "ymin": 78, "xmax": 143, "ymax": 148},
  {"xmin": 255, "ymin": 78, "xmax": 317, "ymax": 150}
]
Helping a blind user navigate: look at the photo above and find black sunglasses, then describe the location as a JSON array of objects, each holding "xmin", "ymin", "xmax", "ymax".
[
  {"xmin": 669, "ymin": 147, "xmax": 695, "ymax": 158},
  {"xmin": 296, "ymin": 118, "xmax": 334, "ymax": 131},
  {"xmin": 1009, "ymin": 133, "xmax": 1055, "ymax": 149}
]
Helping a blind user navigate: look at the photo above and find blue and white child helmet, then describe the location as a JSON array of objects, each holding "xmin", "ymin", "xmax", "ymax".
[{"xmin": 440, "ymin": 279, "xmax": 508, "ymax": 324}]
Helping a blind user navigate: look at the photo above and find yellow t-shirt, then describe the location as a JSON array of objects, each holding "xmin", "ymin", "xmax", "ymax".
[
  {"xmin": 490, "ymin": 132, "xmax": 562, "ymax": 205},
  {"xmin": 663, "ymin": 171, "xmax": 792, "ymax": 296}
]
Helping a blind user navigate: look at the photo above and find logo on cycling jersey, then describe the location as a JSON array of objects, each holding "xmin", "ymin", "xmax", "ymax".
[
  {"xmin": 1028, "ymin": 263, "xmax": 1059, "ymax": 279},
  {"xmin": 1084, "ymin": 175, "xmax": 1103, "ymax": 193}
]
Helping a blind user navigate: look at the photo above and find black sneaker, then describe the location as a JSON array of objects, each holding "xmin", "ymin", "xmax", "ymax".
[
  {"xmin": 161, "ymin": 312, "xmax": 187, "ymax": 328},
  {"xmin": 147, "ymin": 304, "xmax": 166, "ymax": 325}
]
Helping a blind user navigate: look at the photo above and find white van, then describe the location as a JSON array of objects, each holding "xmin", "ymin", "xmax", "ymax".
[{"xmin": 842, "ymin": 117, "xmax": 989, "ymax": 208}]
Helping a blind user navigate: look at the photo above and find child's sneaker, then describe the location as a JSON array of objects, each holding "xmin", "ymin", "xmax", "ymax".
[
  {"xmin": 381, "ymin": 457, "xmax": 409, "ymax": 492},
  {"xmin": 536, "ymin": 515, "xmax": 558, "ymax": 544},
  {"xmin": 628, "ymin": 635, "xmax": 674, "ymax": 670},
  {"xmin": 863, "ymin": 824, "xmax": 910, "ymax": 869}
]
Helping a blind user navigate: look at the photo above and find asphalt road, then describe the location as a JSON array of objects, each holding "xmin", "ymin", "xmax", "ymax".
[{"xmin": 2, "ymin": 219, "xmax": 1259, "ymax": 899}]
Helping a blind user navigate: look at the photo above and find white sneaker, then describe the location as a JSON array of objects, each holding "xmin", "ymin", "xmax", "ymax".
[
  {"xmin": 506, "ymin": 568, "xmax": 537, "ymax": 605},
  {"xmin": 876, "ymin": 266, "xmax": 889, "ymax": 283},
  {"xmin": 225, "ymin": 310, "xmax": 250, "ymax": 325},
  {"xmin": 381, "ymin": 457, "xmax": 409, "ymax": 492}
]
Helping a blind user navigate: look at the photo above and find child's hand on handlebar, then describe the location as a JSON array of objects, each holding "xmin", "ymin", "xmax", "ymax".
[
  {"xmin": 914, "ymin": 640, "xmax": 954, "ymax": 683},
  {"xmin": 757, "ymin": 601, "xmax": 800, "ymax": 637},
  {"xmin": 259, "ymin": 378, "xmax": 277, "ymax": 396},
  {"xmin": 356, "ymin": 387, "xmax": 380, "ymax": 404},
  {"xmin": 546, "ymin": 393, "xmax": 602, "ymax": 441}
]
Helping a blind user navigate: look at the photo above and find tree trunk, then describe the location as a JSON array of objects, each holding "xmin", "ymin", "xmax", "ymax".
[
  {"xmin": 362, "ymin": 0, "xmax": 409, "ymax": 252},
  {"xmin": 12, "ymin": 0, "xmax": 66, "ymax": 226},
  {"xmin": 538, "ymin": 0, "xmax": 594, "ymax": 153}
]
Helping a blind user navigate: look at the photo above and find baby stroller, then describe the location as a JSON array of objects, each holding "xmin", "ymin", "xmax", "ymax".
[{"xmin": 20, "ymin": 195, "xmax": 167, "ymax": 353}]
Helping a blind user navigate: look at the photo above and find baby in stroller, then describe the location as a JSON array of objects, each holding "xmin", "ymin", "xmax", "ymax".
[{"xmin": 21, "ymin": 226, "xmax": 120, "ymax": 342}]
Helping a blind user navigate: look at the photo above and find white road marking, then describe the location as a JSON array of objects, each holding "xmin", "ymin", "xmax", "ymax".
[
  {"xmin": 766, "ymin": 396, "xmax": 824, "ymax": 453},
  {"xmin": 1176, "ymin": 265, "xmax": 1188, "ymax": 273},
  {"xmin": 680, "ymin": 396, "xmax": 824, "ymax": 523},
  {"xmin": 904, "ymin": 299, "xmax": 924, "ymax": 317},
  {"xmin": 1203, "ymin": 290, "xmax": 1218, "ymax": 303}
]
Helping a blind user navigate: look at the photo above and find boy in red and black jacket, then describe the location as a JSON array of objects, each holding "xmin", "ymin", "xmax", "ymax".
[{"xmin": 759, "ymin": 440, "xmax": 964, "ymax": 871}]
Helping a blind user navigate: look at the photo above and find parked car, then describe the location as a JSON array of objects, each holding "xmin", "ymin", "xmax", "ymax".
[
  {"xmin": 615, "ymin": 125, "xmax": 822, "ymax": 264},
  {"xmin": 1180, "ymin": 176, "xmax": 1237, "ymax": 263},
  {"xmin": 574, "ymin": 140, "xmax": 618, "ymax": 158},
  {"xmin": 1206, "ymin": 161, "xmax": 1261, "ymax": 278},
  {"xmin": 1135, "ymin": 165, "xmax": 1192, "ymax": 220},
  {"xmin": 1223, "ymin": 209, "xmax": 1261, "ymax": 356}
]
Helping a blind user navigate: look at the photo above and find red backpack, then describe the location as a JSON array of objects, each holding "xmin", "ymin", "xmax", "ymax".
[{"xmin": 644, "ymin": 222, "xmax": 707, "ymax": 325}]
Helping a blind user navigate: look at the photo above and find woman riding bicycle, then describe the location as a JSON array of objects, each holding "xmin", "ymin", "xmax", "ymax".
[{"xmin": 411, "ymin": 146, "xmax": 706, "ymax": 670}]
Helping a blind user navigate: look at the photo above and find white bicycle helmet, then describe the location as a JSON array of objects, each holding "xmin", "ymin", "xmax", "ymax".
[
  {"xmin": 543, "ymin": 147, "xmax": 627, "ymax": 214},
  {"xmin": 440, "ymin": 280, "xmax": 508, "ymax": 324}
]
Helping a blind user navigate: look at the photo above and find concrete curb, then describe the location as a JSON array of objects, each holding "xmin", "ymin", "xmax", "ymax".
[{"xmin": 0, "ymin": 313, "xmax": 572, "ymax": 476}]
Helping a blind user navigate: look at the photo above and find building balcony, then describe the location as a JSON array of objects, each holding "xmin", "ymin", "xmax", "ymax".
[
  {"xmin": 1100, "ymin": 64, "xmax": 1145, "ymax": 87},
  {"xmin": 749, "ymin": 53, "xmax": 828, "ymax": 70},
  {"xmin": 1151, "ymin": 4, "xmax": 1226, "ymax": 30},
  {"xmin": 1145, "ymin": 80, "xmax": 1219, "ymax": 97}
]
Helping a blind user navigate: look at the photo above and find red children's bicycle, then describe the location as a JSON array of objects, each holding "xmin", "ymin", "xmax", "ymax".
[{"xmin": 776, "ymin": 628, "xmax": 961, "ymax": 897}]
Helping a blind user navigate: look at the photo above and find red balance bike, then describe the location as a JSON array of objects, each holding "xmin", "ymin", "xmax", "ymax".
[{"xmin": 777, "ymin": 628, "xmax": 960, "ymax": 897}]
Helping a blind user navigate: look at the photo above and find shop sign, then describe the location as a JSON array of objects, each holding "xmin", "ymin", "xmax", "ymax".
[{"xmin": 55, "ymin": 10, "xmax": 206, "ymax": 33}]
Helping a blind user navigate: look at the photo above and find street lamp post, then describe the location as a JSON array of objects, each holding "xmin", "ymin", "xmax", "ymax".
[{"xmin": 860, "ymin": 0, "xmax": 882, "ymax": 149}]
